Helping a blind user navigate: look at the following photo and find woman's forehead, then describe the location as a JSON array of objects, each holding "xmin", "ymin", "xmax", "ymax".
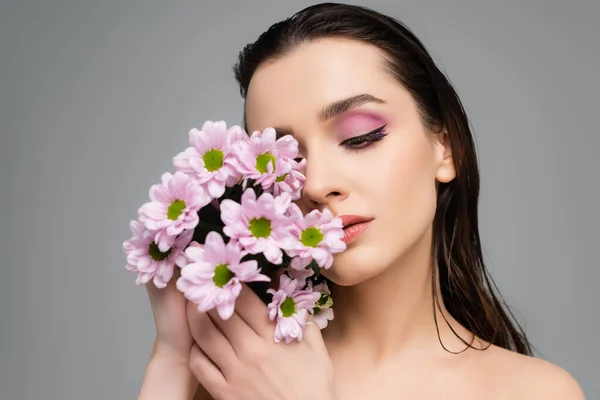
[
  {"xmin": 244, "ymin": 40, "xmax": 396, "ymax": 131},
  {"xmin": 247, "ymin": 39, "xmax": 387, "ymax": 98}
]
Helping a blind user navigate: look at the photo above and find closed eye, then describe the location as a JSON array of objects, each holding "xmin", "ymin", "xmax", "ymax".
[
  {"xmin": 293, "ymin": 124, "xmax": 388, "ymax": 162},
  {"xmin": 340, "ymin": 124, "xmax": 388, "ymax": 151}
]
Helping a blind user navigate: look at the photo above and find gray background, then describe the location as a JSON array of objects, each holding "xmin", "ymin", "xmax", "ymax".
[{"xmin": 1, "ymin": 0, "xmax": 598, "ymax": 398}]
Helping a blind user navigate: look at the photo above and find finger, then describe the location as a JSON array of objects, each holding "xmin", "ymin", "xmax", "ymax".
[
  {"xmin": 187, "ymin": 301, "xmax": 238, "ymax": 374},
  {"xmin": 189, "ymin": 343, "xmax": 228, "ymax": 399},
  {"xmin": 144, "ymin": 267, "xmax": 180, "ymax": 302},
  {"xmin": 231, "ymin": 283, "xmax": 274, "ymax": 338},
  {"xmin": 144, "ymin": 268, "xmax": 186, "ymax": 332},
  {"xmin": 303, "ymin": 313, "xmax": 326, "ymax": 348},
  {"xmin": 207, "ymin": 306, "xmax": 259, "ymax": 349}
]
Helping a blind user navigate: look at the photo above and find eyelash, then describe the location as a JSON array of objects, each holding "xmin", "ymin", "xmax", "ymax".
[
  {"xmin": 340, "ymin": 124, "xmax": 388, "ymax": 152},
  {"xmin": 293, "ymin": 124, "xmax": 388, "ymax": 161}
]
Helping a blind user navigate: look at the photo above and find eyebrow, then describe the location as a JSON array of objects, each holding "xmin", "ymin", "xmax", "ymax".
[{"xmin": 274, "ymin": 93, "xmax": 386, "ymax": 139}]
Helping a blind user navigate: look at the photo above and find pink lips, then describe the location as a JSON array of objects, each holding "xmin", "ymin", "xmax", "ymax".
[{"xmin": 338, "ymin": 215, "xmax": 374, "ymax": 245}]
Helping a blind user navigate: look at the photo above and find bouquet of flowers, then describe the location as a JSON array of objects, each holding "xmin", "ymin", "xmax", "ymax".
[{"xmin": 123, "ymin": 121, "xmax": 346, "ymax": 344}]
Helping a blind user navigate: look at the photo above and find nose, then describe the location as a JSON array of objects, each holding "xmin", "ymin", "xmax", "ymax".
[{"xmin": 298, "ymin": 153, "xmax": 348, "ymax": 212}]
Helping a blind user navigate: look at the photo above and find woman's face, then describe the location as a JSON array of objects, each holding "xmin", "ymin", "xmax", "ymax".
[{"xmin": 245, "ymin": 38, "xmax": 455, "ymax": 286}]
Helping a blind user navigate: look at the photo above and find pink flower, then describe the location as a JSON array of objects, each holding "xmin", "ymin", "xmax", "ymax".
[
  {"xmin": 220, "ymin": 190, "xmax": 294, "ymax": 265},
  {"xmin": 283, "ymin": 203, "xmax": 346, "ymax": 270},
  {"xmin": 272, "ymin": 158, "xmax": 306, "ymax": 201},
  {"xmin": 122, "ymin": 220, "xmax": 192, "ymax": 288},
  {"xmin": 312, "ymin": 307, "xmax": 334, "ymax": 330},
  {"xmin": 235, "ymin": 128, "xmax": 300, "ymax": 192},
  {"xmin": 176, "ymin": 231, "xmax": 270, "ymax": 320},
  {"xmin": 266, "ymin": 274, "xmax": 321, "ymax": 344},
  {"xmin": 173, "ymin": 121, "xmax": 245, "ymax": 198},
  {"xmin": 138, "ymin": 171, "xmax": 211, "ymax": 252},
  {"xmin": 285, "ymin": 265, "xmax": 315, "ymax": 281},
  {"xmin": 310, "ymin": 282, "xmax": 334, "ymax": 329}
]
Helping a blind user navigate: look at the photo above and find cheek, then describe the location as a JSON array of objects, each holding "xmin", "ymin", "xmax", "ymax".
[
  {"xmin": 381, "ymin": 135, "xmax": 438, "ymax": 235},
  {"xmin": 368, "ymin": 133, "xmax": 437, "ymax": 212},
  {"xmin": 359, "ymin": 134, "xmax": 438, "ymax": 265},
  {"xmin": 323, "ymin": 135, "xmax": 439, "ymax": 286}
]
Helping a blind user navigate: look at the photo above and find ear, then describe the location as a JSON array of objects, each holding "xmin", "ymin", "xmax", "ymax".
[{"xmin": 434, "ymin": 130, "xmax": 456, "ymax": 183}]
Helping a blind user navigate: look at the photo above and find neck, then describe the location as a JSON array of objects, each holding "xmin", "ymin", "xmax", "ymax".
[{"xmin": 322, "ymin": 226, "xmax": 478, "ymax": 365}]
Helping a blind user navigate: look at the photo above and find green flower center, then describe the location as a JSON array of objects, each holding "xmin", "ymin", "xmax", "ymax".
[
  {"xmin": 213, "ymin": 264, "xmax": 235, "ymax": 288},
  {"xmin": 315, "ymin": 293, "xmax": 333, "ymax": 309},
  {"xmin": 275, "ymin": 173, "xmax": 287, "ymax": 182},
  {"xmin": 148, "ymin": 242, "xmax": 171, "ymax": 261},
  {"xmin": 167, "ymin": 199, "xmax": 186, "ymax": 220},
  {"xmin": 300, "ymin": 227, "xmax": 323, "ymax": 247},
  {"xmin": 280, "ymin": 296, "xmax": 296, "ymax": 317},
  {"xmin": 256, "ymin": 153, "xmax": 276, "ymax": 174},
  {"xmin": 249, "ymin": 217, "xmax": 271, "ymax": 238},
  {"xmin": 203, "ymin": 149, "xmax": 224, "ymax": 172}
]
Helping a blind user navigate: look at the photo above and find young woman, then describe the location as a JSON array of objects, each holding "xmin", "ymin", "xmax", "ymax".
[{"xmin": 138, "ymin": 3, "xmax": 585, "ymax": 399}]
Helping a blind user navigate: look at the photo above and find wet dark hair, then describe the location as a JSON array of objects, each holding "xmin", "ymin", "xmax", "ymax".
[{"xmin": 232, "ymin": 2, "xmax": 533, "ymax": 355}]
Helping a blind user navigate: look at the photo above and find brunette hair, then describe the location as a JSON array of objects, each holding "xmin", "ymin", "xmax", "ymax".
[{"xmin": 232, "ymin": 2, "xmax": 533, "ymax": 355}]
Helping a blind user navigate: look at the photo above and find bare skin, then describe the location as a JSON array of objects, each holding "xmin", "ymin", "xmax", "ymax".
[
  {"xmin": 141, "ymin": 37, "xmax": 584, "ymax": 400},
  {"xmin": 240, "ymin": 37, "xmax": 585, "ymax": 400}
]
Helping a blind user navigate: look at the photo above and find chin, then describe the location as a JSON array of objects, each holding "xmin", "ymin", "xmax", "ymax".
[{"xmin": 320, "ymin": 244, "xmax": 389, "ymax": 287}]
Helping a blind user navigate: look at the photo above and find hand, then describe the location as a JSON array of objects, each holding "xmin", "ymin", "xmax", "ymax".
[
  {"xmin": 140, "ymin": 266, "xmax": 206, "ymax": 400},
  {"xmin": 145, "ymin": 267, "xmax": 194, "ymax": 366},
  {"xmin": 186, "ymin": 283, "xmax": 337, "ymax": 400}
]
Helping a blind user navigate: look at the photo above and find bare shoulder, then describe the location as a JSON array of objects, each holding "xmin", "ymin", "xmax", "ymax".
[{"xmin": 477, "ymin": 344, "xmax": 586, "ymax": 400}]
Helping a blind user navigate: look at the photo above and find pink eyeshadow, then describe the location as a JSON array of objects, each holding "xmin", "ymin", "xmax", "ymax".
[{"xmin": 336, "ymin": 110, "xmax": 389, "ymax": 140}]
